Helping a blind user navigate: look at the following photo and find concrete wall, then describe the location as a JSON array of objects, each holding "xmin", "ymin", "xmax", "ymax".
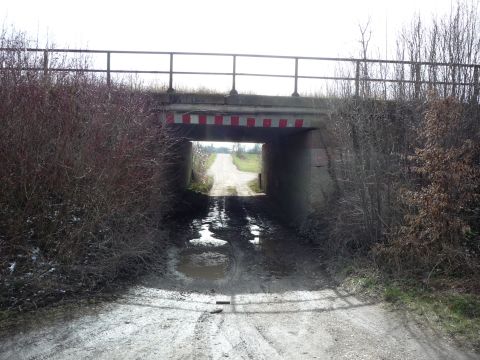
[
  {"xmin": 172, "ymin": 140, "xmax": 192, "ymax": 190},
  {"xmin": 262, "ymin": 128, "xmax": 335, "ymax": 226}
]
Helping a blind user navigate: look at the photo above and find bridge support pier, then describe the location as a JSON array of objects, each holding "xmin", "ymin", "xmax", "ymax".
[
  {"xmin": 262, "ymin": 128, "xmax": 335, "ymax": 226},
  {"xmin": 171, "ymin": 140, "xmax": 192, "ymax": 190}
]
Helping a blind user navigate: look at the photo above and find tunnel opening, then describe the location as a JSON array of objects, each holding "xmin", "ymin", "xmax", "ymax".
[
  {"xmin": 191, "ymin": 141, "xmax": 264, "ymax": 197},
  {"xmin": 169, "ymin": 121, "xmax": 333, "ymax": 226}
]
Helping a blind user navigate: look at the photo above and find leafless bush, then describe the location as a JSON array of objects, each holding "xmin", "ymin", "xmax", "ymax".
[
  {"xmin": 322, "ymin": 1, "xmax": 480, "ymax": 276},
  {"xmin": 325, "ymin": 99, "xmax": 414, "ymax": 255},
  {"xmin": 0, "ymin": 29, "xmax": 178, "ymax": 310}
]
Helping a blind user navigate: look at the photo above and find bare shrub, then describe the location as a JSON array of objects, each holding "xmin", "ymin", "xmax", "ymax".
[
  {"xmin": 321, "ymin": 1, "xmax": 480, "ymax": 277},
  {"xmin": 0, "ymin": 29, "xmax": 178, "ymax": 310},
  {"xmin": 324, "ymin": 99, "xmax": 414, "ymax": 255}
]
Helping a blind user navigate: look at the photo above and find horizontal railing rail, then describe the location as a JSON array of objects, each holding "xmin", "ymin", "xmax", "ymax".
[{"xmin": 0, "ymin": 48, "xmax": 478, "ymax": 99}]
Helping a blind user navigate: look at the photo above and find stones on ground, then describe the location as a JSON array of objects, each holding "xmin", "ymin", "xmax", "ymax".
[{"xmin": 210, "ymin": 308, "xmax": 223, "ymax": 314}]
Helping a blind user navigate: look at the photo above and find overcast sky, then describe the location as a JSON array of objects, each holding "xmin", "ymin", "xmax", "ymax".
[
  {"xmin": 2, "ymin": 0, "xmax": 457, "ymax": 56},
  {"xmin": 1, "ymin": 0, "xmax": 460, "ymax": 147}
]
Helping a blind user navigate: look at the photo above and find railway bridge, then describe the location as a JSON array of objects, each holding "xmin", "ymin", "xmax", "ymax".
[
  {"xmin": 6, "ymin": 47, "xmax": 478, "ymax": 224},
  {"xmin": 158, "ymin": 92, "xmax": 335, "ymax": 225}
]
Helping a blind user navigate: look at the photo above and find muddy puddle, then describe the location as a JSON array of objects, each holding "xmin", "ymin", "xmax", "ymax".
[
  {"xmin": 176, "ymin": 202, "xmax": 232, "ymax": 280},
  {"xmin": 177, "ymin": 250, "xmax": 231, "ymax": 280},
  {"xmin": 175, "ymin": 197, "xmax": 294, "ymax": 281}
]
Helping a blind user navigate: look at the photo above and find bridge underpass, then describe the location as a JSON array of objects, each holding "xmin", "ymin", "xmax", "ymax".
[
  {"xmin": 3, "ymin": 48, "xmax": 478, "ymax": 359},
  {"xmin": 157, "ymin": 93, "xmax": 336, "ymax": 225}
]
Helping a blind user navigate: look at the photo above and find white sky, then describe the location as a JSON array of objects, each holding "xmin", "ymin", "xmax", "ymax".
[
  {"xmin": 1, "ymin": 0, "xmax": 456, "ymax": 55},
  {"xmin": 2, "ymin": 1, "xmax": 457, "ymax": 93},
  {"xmin": 197, "ymin": 141, "xmax": 241, "ymax": 151},
  {"xmin": 1, "ymin": 0, "xmax": 459, "ymax": 147},
  {"xmin": 0, "ymin": 0, "xmax": 458, "ymax": 56}
]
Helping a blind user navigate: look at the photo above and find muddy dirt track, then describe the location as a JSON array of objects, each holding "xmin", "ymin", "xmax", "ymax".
[{"xmin": 1, "ymin": 154, "xmax": 478, "ymax": 359}]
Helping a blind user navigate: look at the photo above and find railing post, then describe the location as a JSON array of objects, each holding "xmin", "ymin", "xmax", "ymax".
[
  {"xmin": 429, "ymin": 63, "xmax": 437, "ymax": 92},
  {"xmin": 167, "ymin": 53, "xmax": 175, "ymax": 94},
  {"xmin": 230, "ymin": 55, "xmax": 238, "ymax": 95},
  {"xmin": 292, "ymin": 57, "xmax": 299, "ymax": 97},
  {"xmin": 472, "ymin": 65, "xmax": 479, "ymax": 103},
  {"xmin": 106, "ymin": 51, "xmax": 111, "ymax": 88},
  {"xmin": 414, "ymin": 63, "xmax": 421, "ymax": 99},
  {"xmin": 355, "ymin": 60, "xmax": 360, "ymax": 98},
  {"xmin": 451, "ymin": 65, "xmax": 457, "ymax": 97},
  {"xmin": 43, "ymin": 50, "xmax": 49, "ymax": 76}
]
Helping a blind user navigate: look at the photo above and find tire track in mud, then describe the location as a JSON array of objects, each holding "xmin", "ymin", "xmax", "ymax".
[
  {"xmin": 192, "ymin": 311, "xmax": 213, "ymax": 360},
  {"xmin": 22, "ymin": 316, "xmax": 112, "ymax": 360},
  {"xmin": 216, "ymin": 197, "xmax": 285, "ymax": 359},
  {"xmin": 222, "ymin": 313, "xmax": 283, "ymax": 360}
]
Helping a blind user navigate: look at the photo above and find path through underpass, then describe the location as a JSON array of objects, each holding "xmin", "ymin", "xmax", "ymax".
[{"xmin": 0, "ymin": 155, "xmax": 477, "ymax": 359}]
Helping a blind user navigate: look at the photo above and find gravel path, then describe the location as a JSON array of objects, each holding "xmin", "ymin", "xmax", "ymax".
[{"xmin": 208, "ymin": 154, "xmax": 258, "ymax": 197}]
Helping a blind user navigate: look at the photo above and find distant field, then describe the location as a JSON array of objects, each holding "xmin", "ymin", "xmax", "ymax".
[{"xmin": 232, "ymin": 153, "xmax": 261, "ymax": 173}]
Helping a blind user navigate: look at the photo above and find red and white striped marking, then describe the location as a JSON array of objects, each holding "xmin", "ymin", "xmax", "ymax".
[{"xmin": 165, "ymin": 113, "xmax": 309, "ymax": 128}]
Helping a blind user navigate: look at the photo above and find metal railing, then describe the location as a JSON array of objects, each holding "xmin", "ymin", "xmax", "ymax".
[{"xmin": 0, "ymin": 48, "xmax": 479, "ymax": 99}]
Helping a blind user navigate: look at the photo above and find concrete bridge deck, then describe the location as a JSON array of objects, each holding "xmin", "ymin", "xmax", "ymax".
[{"xmin": 155, "ymin": 93, "xmax": 332, "ymax": 142}]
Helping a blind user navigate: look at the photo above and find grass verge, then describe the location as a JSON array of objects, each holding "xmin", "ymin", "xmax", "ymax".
[
  {"xmin": 226, "ymin": 186, "xmax": 238, "ymax": 196},
  {"xmin": 189, "ymin": 176, "xmax": 214, "ymax": 194},
  {"xmin": 232, "ymin": 153, "xmax": 261, "ymax": 173},
  {"xmin": 189, "ymin": 152, "xmax": 216, "ymax": 194},
  {"xmin": 332, "ymin": 259, "xmax": 480, "ymax": 350},
  {"xmin": 248, "ymin": 178, "xmax": 262, "ymax": 193}
]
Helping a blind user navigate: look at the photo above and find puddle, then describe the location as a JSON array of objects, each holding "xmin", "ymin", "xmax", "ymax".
[
  {"xmin": 177, "ymin": 250, "xmax": 231, "ymax": 280},
  {"xmin": 247, "ymin": 216, "xmax": 268, "ymax": 256},
  {"xmin": 245, "ymin": 215, "xmax": 294, "ymax": 278},
  {"xmin": 177, "ymin": 201, "xmax": 231, "ymax": 280},
  {"xmin": 175, "ymin": 198, "xmax": 295, "ymax": 281},
  {"xmin": 189, "ymin": 223, "xmax": 228, "ymax": 247},
  {"xmin": 248, "ymin": 223, "xmax": 261, "ymax": 246}
]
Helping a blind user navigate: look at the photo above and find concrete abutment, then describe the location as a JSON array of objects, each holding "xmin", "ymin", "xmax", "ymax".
[
  {"xmin": 172, "ymin": 140, "xmax": 192, "ymax": 191},
  {"xmin": 262, "ymin": 128, "xmax": 335, "ymax": 226}
]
